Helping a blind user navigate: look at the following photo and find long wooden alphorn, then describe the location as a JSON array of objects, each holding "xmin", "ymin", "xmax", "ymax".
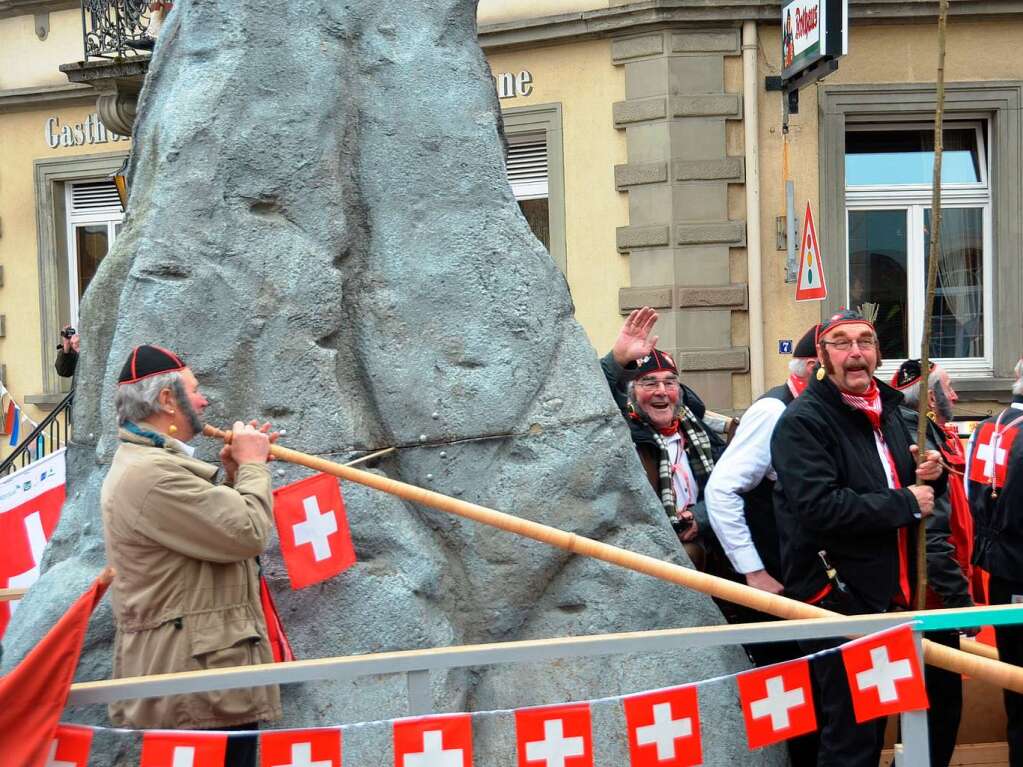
[{"xmin": 205, "ymin": 424, "xmax": 1020, "ymax": 691}]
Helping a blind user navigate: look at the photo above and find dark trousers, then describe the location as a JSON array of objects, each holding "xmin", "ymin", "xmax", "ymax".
[
  {"xmin": 989, "ymin": 576, "xmax": 1023, "ymax": 767},
  {"xmin": 216, "ymin": 722, "xmax": 259, "ymax": 767},
  {"xmin": 800, "ymin": 638, "xmax": 888, "ymax": 767},
  {"xmin": 923, "ymin": 630, "xmax": 963, "ymax": 767}
]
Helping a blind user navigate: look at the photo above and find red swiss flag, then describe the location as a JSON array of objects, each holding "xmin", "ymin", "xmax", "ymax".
[
  {"xmin": 968, "ymin": 422, "xmax": 1020, "ymax": 487},
  {"xmin": 736, "ymin": 658, "xmax": 817, "ymax": 750},
  {"xmin": 393, "ymin": 714, "xmax": 473, "ymax": 767},
  {"xmin": 140, "ymin": 731, "xmax": 227, "ymax": 767},
  {"xmin": 273, "ymin": 473, "xmax": 356, "ymax": 590},
  {"xmin": 260, "ymin": 727, "xmax": 341, "ymax": 767},
  {"xmin": 44, "ymin": 725, "xmax": 93, "ymax": 767},
  {"xmin": 623, "ymin": 685, "xmax": 702, "ymax": 767},
  {"xmin": 841, "ymin": 625, "xmax": 929, "ymax": 722},
  {"xmin": 516, "ymin": 703, "xmax": 592, "ymax": 767}
]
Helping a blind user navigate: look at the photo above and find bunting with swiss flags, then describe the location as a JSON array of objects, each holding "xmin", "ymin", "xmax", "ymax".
[
  {"xmin": 736, "ymin": 658, "xmax": 817, "ymax": 750},
  {"xmin": 841, "ymin": 625, "xmax": 929, "ymax": 722}
]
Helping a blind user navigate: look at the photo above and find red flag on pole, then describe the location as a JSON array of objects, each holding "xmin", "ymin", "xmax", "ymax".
[
  {"xmin": 0, "ymin": 572, "xmax": 110, "ymax": 767},
  {"xmin": 273, "ymin": 473, "xmax": 356, "ymax": 589}
]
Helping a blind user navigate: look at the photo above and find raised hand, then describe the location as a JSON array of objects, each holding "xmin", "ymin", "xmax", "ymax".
[{"xmin": 612, "ymin": 307, "xmax": 660, "ymax": 366}]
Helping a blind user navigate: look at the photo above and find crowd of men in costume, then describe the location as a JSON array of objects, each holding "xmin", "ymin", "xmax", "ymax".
[
  {"xmin": 97, "ymin": 310, "xmax": 1023, "ymax": 766},
  {"xmin": 605, "ymin": 306, "xmax": 1023, "ymax": 767}
]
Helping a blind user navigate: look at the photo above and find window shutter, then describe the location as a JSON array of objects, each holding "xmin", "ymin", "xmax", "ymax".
[
  {"xmin": 69, "ymin": 181, "xmax": 123, "ymax": 217},
  {"xmin": 507, "ymin": 135, "xmax": 548, "ymax": 200}
]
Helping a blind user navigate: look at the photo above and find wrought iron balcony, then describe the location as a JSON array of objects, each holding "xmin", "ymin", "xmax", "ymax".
[{"xmin": 81, "ymin": 0, "xmax": 157, "ymax": 61}]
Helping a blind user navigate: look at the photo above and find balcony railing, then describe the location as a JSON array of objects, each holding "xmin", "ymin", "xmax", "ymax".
[{"xmin": 81, "ymin": 0, "xmax": 156, "ymax": 61}]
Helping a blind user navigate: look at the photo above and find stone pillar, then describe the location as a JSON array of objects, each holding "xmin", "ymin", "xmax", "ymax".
[{"xmin": 612, "ymin": 28, "xmax": 748, "ymax": 412}]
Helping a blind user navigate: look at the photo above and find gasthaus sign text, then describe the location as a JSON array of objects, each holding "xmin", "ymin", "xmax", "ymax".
[{"xmin": 781, "ymin": 0, "xmax": 848, "ymax": 80}]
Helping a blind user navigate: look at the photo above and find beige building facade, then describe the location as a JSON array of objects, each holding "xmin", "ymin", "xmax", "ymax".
[{"xmin": 1, "ymin": 0, "xmax": 1020, "ymax": 454}]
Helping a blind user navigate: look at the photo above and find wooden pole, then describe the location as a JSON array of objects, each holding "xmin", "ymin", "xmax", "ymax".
[
  {"xmin": 915, "ymin": 0, "xmax": 951, "ymax": 610},
  {"xmin": 206, "ymin": 425, "xmax": 1023, "ymax": 691},
  {"xmin": 0, "ymin": 588, "xmax": 27, "ymax": 602}
]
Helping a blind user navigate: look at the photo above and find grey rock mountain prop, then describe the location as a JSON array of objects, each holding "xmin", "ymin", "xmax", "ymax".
[{"xmin": 3, "ymin": 1, "xmax": 783, "ymax": 764}]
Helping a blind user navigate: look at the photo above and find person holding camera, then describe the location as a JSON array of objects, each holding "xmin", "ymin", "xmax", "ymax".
[
  {"xmin": 55, "ymin": 324, "xmax": 80, "ymax": 379},
  {"xmin": 600, "ymin": 307, "xmax": 724, "ymax": 569}
]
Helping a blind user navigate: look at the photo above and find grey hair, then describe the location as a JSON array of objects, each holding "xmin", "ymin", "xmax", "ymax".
[
  {"xmin": 900, "ymin": 370, "xmax": 941, "ymax": 409},
  {"xmin": 789, "ymin": 358, "xmax": 815, "ymax": 377},
  {"xmin": 114, "ymin": 371, "xmax": 184, "ymax": 425},
  {"xmin": 1013, "ymin": 359, "xmax": 1023, "ymax": 396}
]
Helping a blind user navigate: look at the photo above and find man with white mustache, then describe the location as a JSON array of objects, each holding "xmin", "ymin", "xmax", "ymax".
[{"xmin": 771, "ymin": 309, "xmax": 945, "ymax": 767}]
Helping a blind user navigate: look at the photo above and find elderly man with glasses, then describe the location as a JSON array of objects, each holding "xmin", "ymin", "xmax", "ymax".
[
  {"xmin": 601, "ymin": 307, "xmax": 725, "ymax": 569},
  {"xmin": 770, "ymin": 308, "xmax": 945, "ymax": 767}
]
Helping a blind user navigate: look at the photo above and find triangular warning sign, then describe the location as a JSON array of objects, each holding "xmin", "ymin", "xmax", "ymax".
[{"xmin": 796, "ymin": 202, "xmax": 827, "ymax": 301}]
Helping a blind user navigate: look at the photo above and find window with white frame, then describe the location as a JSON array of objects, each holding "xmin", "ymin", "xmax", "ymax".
[
  {"xmin": 844, "ymin": 122, "xmax": 992, "ymax": 376},
  {"xmin": 65, "ymin": 179, "xmax": 123, "ymax": 327},
  {"xmin": 506, "ymin": 131, "xmax": 551, "ymax": 252}
]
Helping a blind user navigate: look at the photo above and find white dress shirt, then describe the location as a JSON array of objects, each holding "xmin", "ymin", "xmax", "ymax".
[{"xmin": 704, "ymin": 396, "xmax": 787, "ymax": 574}]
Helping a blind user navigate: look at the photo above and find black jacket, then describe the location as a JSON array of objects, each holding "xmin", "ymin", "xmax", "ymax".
[
  {"xmin": 55, "ymin": 348, "xmax": 78, "ymax": 378},
  {"xmin": 969, "ymin": 398, "xmax": 1023, "ymax": 580},
  {"xmin": 771, "ymin": 375, "xmax": 941, "ymax": 613}
]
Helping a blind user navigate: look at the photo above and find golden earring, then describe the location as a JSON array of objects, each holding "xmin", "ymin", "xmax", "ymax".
[
  {"xmin": 168, "ymin": 424, "xmax": 178, "ymax": 434},
  {"xmin": 816, "ymin": 367, "xmax": 826, "ymax": 381}
]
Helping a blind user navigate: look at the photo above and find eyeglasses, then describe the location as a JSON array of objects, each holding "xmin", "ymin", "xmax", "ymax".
[
  {"xmin": 821, "ymin": 338, "xmax": 877, "ymax": 352},
  {"xmin": 636, "ymin": 377, "xmax": 679, "ymax": 391}
]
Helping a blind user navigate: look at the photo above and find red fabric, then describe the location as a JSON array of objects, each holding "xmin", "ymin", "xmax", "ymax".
[
  {"xmin": 394, "ymin": 714, "xmax": 473, "ymax": 767},
  {"xmin": 839, "ymin": 381, "xmax": 882, "ymax": 430},
  {"xmin": 45, "ymin": 725, "xmax": 93, "ymax": 767},
  {"xmin": 841, "ymin": 625, "xmax": 929, "ymax": 722},
  {"xmin": 273, "ymin": 473, "xmax": 356, "ymax": 590},
  {"xmin": 968, "ymin": 421, "xmax": 1021, "ymax": 488},
  {"xmin": 786, "ymin": 373, "xmax": 808, "ymax": 398},
  {"xmin": 259, "ymin": 576, "xmax": 295, "ymax": 662},
  {"xmin": 881, "ymin": 448, "xmax": 911, "ymax": 609},
  {"xmin": 260, "ymin": 727, "xmax": 341, "ymax": 767},
  {"xmin": 0, "ymin": 482, "xmax": 64, "ymax": 638},
  {"xmin": 140, "ymin": 732, "xmax": 227, "ymax": 767},
  {"xmin": 736, "ymin": 658, "xmax": 817, "ymax": 750},
  {"xmin": 623, "ymin": 684, "xmax": 702, "ymax": 766},
  {"xmin": 516, "ymin": 703, "xmax": 593, "ymax": 767},
  {"xmin": 657, "ymin": 419, "xmax": 681, "ymax": 437},
  {"xmin": 0, "ymin": 575, "xmax": 109, "ymax": 767},
  {"xmin": 1, "ymin": 399, "xmax": 13, "ymax": 435}
]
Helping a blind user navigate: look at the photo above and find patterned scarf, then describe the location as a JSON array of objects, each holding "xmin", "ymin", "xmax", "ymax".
[
  {"xmin": 787, "ymin": 373, "xmax": 808, "ymax": 398},
  {"xmin": 840, "ymin": 380, "xmax": 882, "ymax": 430},
  {"xmin": 648, "ymin": 405, "xmax": 716, "ymax": 518}
]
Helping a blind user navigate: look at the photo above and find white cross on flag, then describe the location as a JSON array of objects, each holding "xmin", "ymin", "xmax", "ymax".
[
  {"xmin": 259, "ymin": 727, "xmax": 342, "ymax": 766},
  {"xmin": 736, "ymin": 658, "xmax": 817, "ymax": 750},
  {"xmin": 623, "ymin": 685, "xmax": 702, "ymax": 766},
  {"xmin": 44, "ymin": 725, "xmax": 93, "ymax": 767},
  {"xmin": 273, "ymin": 473, "xmax": 356, "ymax": 589},
  {"xmin": 841, "ymin": 625, "xmax": 929, "ymax": 722},
  {"xmin": 393, "ymin": 714, "xmax": 473, "ymax": 767},
  {"xmin": 516, "ymin": 703, "xmax": 593, "ymax": 767},
  {"xmin": 140, "ymin": 732, "xmax": 227, "ymax": 767},
  {"xmin": 969, "ymin": 422, "xmax": 1019, "ymax": 487}
]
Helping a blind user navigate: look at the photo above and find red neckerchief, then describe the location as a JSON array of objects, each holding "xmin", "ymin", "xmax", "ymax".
[
  {"xmin": 658, "ymin": 419, "xmax": 681, "ymax": 437},
  {"xmin": 840, "ymin": 380, "xmax": 882, "ymax": 430},
  {"xmin": 787, "ymin": 373, "xmax": 808, "ymax": 398}
]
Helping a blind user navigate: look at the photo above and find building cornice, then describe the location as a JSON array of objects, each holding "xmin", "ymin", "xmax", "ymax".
[
  {"xmin": 0, "ymin": 82, "xmax": 93, "ymax": 113},
  {"xmin": 478, "ymin": 0, "xmax": 1023, "ymax": 51},
  {"xmin": 0, "ymin": 0, "xmax": 76, "ymax": 20}
]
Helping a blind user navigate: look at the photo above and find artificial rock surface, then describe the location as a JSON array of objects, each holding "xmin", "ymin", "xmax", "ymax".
[{"xmin": 2, "ymin": 1, "xmax": 783, "ymax": 765}]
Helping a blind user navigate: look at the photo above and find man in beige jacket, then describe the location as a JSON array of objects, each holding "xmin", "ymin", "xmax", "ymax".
[{"xmin": 101, "ymin": 344, "xmax": 281, "ymax": 767}]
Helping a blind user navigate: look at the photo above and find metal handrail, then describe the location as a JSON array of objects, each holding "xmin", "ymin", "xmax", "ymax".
[
  {"xmin": 64, "ymin": 604, "xmax": 1023, "ymax": 767},
  {"xmin": 0, "ymin": 390, "xmax": 73, "ymax": 476}
]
